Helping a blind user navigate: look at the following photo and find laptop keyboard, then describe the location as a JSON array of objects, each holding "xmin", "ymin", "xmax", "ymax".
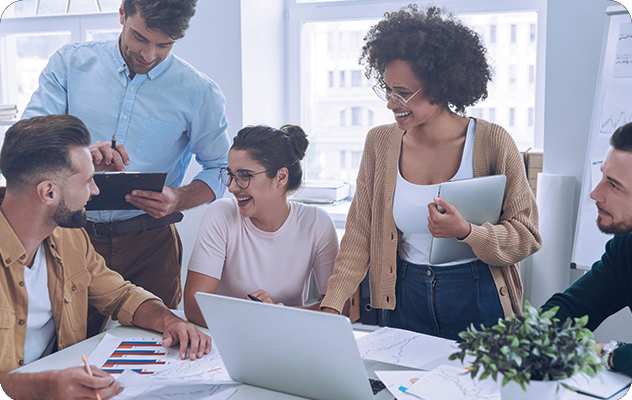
[{"xmin": 369, "ymin": 378, "xmax": 386, "ymax": 395}]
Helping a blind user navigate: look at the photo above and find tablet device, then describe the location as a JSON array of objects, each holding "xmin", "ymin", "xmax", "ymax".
[
  {"xmin": 195, "ymin": 292, "xmax": 378, "ymax": 400},
  {"xmin": 86, "ymin": 172, "xmax": 167, "ymax": 210},
  {"xmin": 429, "ymin": 174, "xmax": 506, "ymax": 264}
]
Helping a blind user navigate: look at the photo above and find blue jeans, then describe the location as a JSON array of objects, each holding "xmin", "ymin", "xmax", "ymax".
[{"xmin": 382, "ymin": 258, "xmax": 504, "ymax": 341}]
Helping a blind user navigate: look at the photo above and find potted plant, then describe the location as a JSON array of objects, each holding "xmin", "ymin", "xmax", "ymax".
[{"xmin": 448, "ymin": 301, "xmax": 604, "ymax": 399}]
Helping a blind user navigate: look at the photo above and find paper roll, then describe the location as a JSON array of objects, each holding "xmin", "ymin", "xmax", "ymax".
[{"xmin": 527, "ymin": 173, "xmax": 576, "ymax": 308}]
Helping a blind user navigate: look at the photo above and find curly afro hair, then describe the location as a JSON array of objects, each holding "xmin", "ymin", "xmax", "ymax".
[{"xmin": 360, "ymin": 4, "xmax": 491, "ymax": 114}]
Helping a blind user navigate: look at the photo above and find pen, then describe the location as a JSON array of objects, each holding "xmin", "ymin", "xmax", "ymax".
[
  {"xmin": 82, "ymin": 355, "xmax": 103, "ymax": 400},
  {"xmin": 111, "ymin": 133, "xmax": 117, "ymax": 150},
  {"xmin": 247, "ymin": 294, "xmax": 263, "ymax": 302}
]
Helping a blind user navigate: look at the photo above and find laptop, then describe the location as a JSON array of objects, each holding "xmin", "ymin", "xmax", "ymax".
[
  {"xmin": 195, "ymin": 292, "xmax": 381, "ymax": 400},
  {"xmin": 429, "ymin": 174, "xmax": 507, "ymax": 264}
]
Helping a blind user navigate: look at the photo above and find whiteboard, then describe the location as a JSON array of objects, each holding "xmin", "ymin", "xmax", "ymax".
[{"xmin": 571, "ymin": 6, "xmax": 632, "ymax": 269}]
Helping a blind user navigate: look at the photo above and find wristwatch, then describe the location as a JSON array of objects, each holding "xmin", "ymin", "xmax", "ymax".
[{"xmin": 601, "ymin": 340, "xmax": 625, "ymax": 369}]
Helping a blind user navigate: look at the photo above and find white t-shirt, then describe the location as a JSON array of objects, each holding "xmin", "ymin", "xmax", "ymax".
[
  {"xmin": 393, "ymin": 118, "xmax": 477, "ymax": 266},
  {"xmin": 188, "ymin": 198, "xmax": 339, "ymax": 306},
  {"xmin": 24, "ymin": 243, "xmax": 56, "ymax": 365}
]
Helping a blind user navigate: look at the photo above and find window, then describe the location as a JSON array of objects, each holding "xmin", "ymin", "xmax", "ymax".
[
  {"xmin": 509, "ymin": 65, "xmax": 516, "ymax": 84},
  {"xmin": 530, "ymin": 23, "xmax": 536, "ymax": 42},
  {"xmin": 529, "ymin": 65, "xmax": 535, "ymax": 84},
  {"xmin": 528, "ymin": 107, "xmax": 534, "ymax": 127},
  {"xmin": 288, "ymin": 1, "xmax": 543, "ymax": 181},
  {"xmin": 351, "ymin": 107, "xmax": 361, "ymax": 125},
  {"xmin": 509, "ymin": 108, "xmax": 516, "ymax": 126},
  {"xmin": 351, "ymin": 70, "xmax": 362, "ymax": 86},
  {"xmin": 340, "ymin": 151, "xmax": 347, "ymax": 169},
  {"xmin": 1, "ymin": 2, "xmax": 121, "ymax": 117},
  {"xmin": 328, "ymin": 71, "xmax": 334, "ymax": 87}
]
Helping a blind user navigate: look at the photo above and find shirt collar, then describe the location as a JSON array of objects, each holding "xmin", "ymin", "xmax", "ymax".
[
  {"xmin": 110, "ymin": 38, "xmax": 172, "ymax": 81},
  {"xmin": 0, "ymin": 210, "xmax": 28, "ymax": 269}
]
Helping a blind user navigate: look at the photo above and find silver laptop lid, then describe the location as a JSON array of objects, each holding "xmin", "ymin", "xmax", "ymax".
[{"xmin": 194, "ymin": 292, "xmax": 375, "ymax": 400}]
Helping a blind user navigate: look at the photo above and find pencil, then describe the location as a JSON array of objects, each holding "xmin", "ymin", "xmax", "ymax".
[
  {"xmin": 247, "ymin": 294, "xmax": 263, "ymax": 302},
  {"xmin": 111, "ymin": 133, "xmax": 117, "ymax": 150},
  {"xmin": 82, "ymin": 355, "xmax": 103, "ymax": 400}
]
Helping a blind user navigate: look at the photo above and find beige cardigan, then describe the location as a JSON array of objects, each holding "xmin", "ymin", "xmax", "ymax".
[{"xmin": 321, "ymin": 119, "xmax": 542, "ymax": 318}]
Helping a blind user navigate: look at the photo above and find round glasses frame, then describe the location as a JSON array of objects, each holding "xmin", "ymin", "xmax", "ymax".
[
  {"xmin": 372, "ymin": 85, "xmax": 422, "ymax": 109},
  {"xmin": 220, "ymin": 167, "xmax": 273, "ymax": 189}
]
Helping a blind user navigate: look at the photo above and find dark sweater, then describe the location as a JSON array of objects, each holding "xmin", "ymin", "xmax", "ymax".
[{"xmin": 542, "ymin": 234, "xmax": 632, "ymax": 376}]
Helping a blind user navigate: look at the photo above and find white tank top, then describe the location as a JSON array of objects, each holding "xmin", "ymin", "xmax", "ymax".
[{"xmin": 393, "ymin": 118, "xmax": 477, "ymax": 266}]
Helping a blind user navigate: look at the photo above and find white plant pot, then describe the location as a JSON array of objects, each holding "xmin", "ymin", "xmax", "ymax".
[{"xmin": 500, "ymin": 379, "xmax": 560, "ymax": 400}]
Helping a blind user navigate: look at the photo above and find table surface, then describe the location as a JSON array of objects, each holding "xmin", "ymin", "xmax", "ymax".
[{"xmin": 13, "ymin": 318, "xmax": 631, "ymax": 400}]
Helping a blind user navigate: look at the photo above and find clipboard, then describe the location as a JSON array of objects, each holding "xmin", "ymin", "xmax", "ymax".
[
  {"xmin": 428, "ymin": 175, "xmax": 506, "ymax": 264},
  {"xmin": 86, "ymin": 172, "xmax": 167, "ymax": 210}
]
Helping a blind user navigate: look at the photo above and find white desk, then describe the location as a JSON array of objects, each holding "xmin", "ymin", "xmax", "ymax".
[{"xmin": 14, "ymin": 322, "xmax": 630, "ymax": 400}]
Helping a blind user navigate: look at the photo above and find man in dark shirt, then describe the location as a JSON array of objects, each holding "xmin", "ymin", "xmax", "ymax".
[{"xmin": 542, "ymin": 121, "xmax": 632, "ymax": 377}]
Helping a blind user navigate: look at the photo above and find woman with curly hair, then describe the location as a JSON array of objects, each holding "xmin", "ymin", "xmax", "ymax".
[{"xmin": 320, "ymin": 4, "xmax": 541, "ymax": 340}]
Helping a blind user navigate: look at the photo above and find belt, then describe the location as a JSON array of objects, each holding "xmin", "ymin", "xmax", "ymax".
[{"xmin": 86, "ymin": 212, "xmax": 184, "ymax": 237}]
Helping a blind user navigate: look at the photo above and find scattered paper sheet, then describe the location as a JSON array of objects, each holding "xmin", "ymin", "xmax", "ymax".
[
  {"xmin": 87, "ymin": 333, "xmax": 235, "ymax": 386},
  {"xmin": 356, "ymin": 327, "xmax": 457, "ymax": 369},
  {"xmin": 374, "ymin": 370, "xmax": 428, "ymax": 400},
  {"xmin": 404, "ymin": 365, "xmax": 499, "ymax": 400},
  {"xmin": 114, "ymin": 384, "xmax": 237, "ymax": 400}
]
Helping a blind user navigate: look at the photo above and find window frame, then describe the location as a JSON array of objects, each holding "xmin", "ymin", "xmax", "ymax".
[{"xmin": 0, "ymin": 12, "xmax": 120, "ymax": 105}]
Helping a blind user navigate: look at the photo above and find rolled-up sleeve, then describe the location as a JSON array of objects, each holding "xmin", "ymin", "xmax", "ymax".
[{"xmin": 188, "ymin": 81, "xmax": 230, "ymax": 200}]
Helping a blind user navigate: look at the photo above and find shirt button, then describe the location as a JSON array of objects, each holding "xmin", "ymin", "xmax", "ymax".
[
  {"xmin": 5, "ymin": 258, "xmax": 10, "ymax": 264},
  {"xmin": 130, "ymin": 87, "xmax": 135, "ymax": 92},
  {"xmin": 19, "ymin": 255, "xmax": 25, "ymax": 260},
  {"xmin": 426, "ymin": 270, "xmax": 432, "ymax": 276},
  {"xmin": 122, "ymin": 116, "xmax": 128, "ymax": 121},
  {"xmin": 72, "ymin": 285, "xmax": 76, "ymax": 292},
  {"xmin": 18, "ymin": 319, "xmax": 25, "ymax": 326},
  {"xmin": 18, "ymin": 360, "xmax": 24, "ymax": 366},
  {"xmin": 500, "ymin": 287, "xmax": 508, "ymax": 296},
  {"xmin": 19, "ymin": 281, "xmax": 24, "ymax": 287}
]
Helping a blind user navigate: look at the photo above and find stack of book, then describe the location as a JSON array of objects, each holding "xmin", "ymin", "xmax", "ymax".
[{"xmin": 0, "ymin": 104, "xmax": 17, "ymax": 120}]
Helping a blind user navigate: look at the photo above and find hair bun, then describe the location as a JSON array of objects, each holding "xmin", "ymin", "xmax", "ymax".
[{"xmin": 280, "ymin": 124, "xmax": 309, "ymax": 160}]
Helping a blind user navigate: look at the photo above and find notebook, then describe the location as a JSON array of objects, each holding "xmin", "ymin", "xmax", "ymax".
[
  {"xmin": 194, "ymin": 292, "xmax": 378, "ymax": 400},
  {"xmin": 429, "ymin": 174, "xmax": 507, "ymax": 264}
]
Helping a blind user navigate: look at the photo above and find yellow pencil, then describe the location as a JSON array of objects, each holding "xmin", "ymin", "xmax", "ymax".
[{"xmin": 81, "ymin": 355, "xmax": 103, "ymax": 400}]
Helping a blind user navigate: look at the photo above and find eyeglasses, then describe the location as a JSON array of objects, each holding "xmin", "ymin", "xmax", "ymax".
[
  {"xmin": 220, "ymin": 167, "xmax": 272, "ymax": 189},
  {"xmin": 372, "ymin": 85, "xmax": 422, "ymax": 109}
]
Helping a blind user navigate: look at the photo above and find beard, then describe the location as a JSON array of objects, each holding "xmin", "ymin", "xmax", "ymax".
[
  {"xmin": 596, "ymin": 215, "xmax": 632, "ymax": 235},
  {"xmin": 52, "ymin": 197, "xmax": 87, "ymax": 228}
]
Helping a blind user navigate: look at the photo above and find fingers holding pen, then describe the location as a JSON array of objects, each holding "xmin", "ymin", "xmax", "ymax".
[{"xmin": 90, "ymin": 140, "xmax": 131, "ymax": 172}]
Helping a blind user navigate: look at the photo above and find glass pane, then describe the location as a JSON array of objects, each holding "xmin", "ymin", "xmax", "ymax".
[
  {"xmin": 35, "ymin": 0, "xmax": 67, "ymax": 16},
  {"xmin": 86, "ymin": 28, "xmax": 121, "ymax": 41},
  {"xmin": 99, "ymin": 0, "xmax": 121, "ymax": 12},
  {"xmin": 460, "ymin": 12, "xmax": 538, "ymax": 150},
  {"xmin": 5, "ymin": 32, "xmax": 72, "ymax": 117},
  {"xmin": 68, "ymin": 0, "xmax": 99, "ymax": 14},
  {"xmin": 301, "ymin": 19, "xmax": 392, "ymax": 181},
  {"xmin": 3, "ymin": 0, "xmax": 38, "ymax": 17}
]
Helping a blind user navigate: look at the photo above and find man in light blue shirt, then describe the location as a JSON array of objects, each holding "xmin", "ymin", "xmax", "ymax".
[{"xmin": 22, "ymin": 0, "xmax": 230, "ymax": 336}]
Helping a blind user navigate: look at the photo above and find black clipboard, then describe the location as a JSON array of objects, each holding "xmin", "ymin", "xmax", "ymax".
[{"xmin": 86, "ymin": 172, "xmax": 167, "ymax": 210}]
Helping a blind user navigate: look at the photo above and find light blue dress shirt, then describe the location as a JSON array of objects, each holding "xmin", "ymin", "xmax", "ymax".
[{"xmin": 22, "ymin": 40, "xmax": 230, "ymax": 223}]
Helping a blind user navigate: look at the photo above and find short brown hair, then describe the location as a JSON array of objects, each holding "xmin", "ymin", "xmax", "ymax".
[
  {"xmin": 610, "ymin": 122, "xmax": 632, "ymax": 153},
  {"xmin": 124, "ymin": 0, "xmax": 197, "ymax": 40},
  {"xmin": 0, "ymin": 115, "xmax": 91, "ymax": 191}
]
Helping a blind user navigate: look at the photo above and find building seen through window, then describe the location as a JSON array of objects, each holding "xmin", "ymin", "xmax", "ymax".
[{"xmin": 300, "ymin": 11, "xmax": 538, "ymax": 181}]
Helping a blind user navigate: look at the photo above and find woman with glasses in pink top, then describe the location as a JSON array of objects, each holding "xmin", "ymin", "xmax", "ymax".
[
  {"xmin": 319, "ymin": 4, "xmax": 542, "ymax": 340},
  {"xmin": 184, "ymin": 125, "xmax": 340, "ymax": 327}
]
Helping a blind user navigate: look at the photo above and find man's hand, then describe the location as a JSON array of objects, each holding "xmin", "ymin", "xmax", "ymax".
[
  {"xmin": 90, "ymin": 141, "xmax": 130, "ymax": 172},
  {"xmin": 161, "ymin": 313, "xmax": 213, "ymax": 361},
  {"xmin": 0, "ymin": 366, "xmax": 122, "ymax": 400},
  {"xmin": 427, "ymin": 196, "xmax": 472, "ymax": 240},
  {"xmin": 126, "ymin": 186, "xmax": 179, "ymax": 219},
  {"xmin": 247, "ymin": 289, "xmax": 284, "ymax": 306},
  {"xmin": 125, "ymin": 180, "xmax": 215, "ymax": 219}
]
